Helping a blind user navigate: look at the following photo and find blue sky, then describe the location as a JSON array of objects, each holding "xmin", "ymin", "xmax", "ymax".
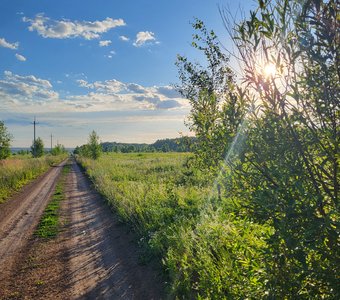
[{"xmin": 0, "ymin": 0, "xmax": 255, "ymax": 148}]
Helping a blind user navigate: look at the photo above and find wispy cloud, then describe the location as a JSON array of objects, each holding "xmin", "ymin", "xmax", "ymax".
[
  {"xmin": 0, "ymin": 37, "xmax": 19, "ymax": 50},
  {"xmin": 99, "ymin": 40, "xmax": 111, "ymax": 47},
  {"xmin": 119, "ymin": 35, "xmax": 129, "ymax": 41},
  {"xmin": 15, "ymin": 53, "xmax": 26, "ymax": 61},
  {"xmin": 23, "ymin": 14, "xmax": 126, "ymax": 40},
  {"xmin": 133, "ymin": 31, "xmax": 156, "ymax": 47}
]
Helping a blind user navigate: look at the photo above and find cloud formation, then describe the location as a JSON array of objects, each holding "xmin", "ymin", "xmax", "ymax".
[
  {"xmin": 0, "ymin": 71, "xmax": 58, "ymax": 104},
  {"xmin": 23, "ymin": 14, "xmax": 126, "ymax": 40},
  {"xmin": 133, "ymin": 31, "xmax": 156, "ymax": 47},
  {"xmin": 77, "ymin": 78, "xmax": 184, "ymax": 110},
  {"xmin": 0, "ymin": 71, "xmax": 187, "ymax": 113},
  {"xmin": 99, "ymin": 40, "xmax": 111, "ymax": 47},
  {"xmin": 15, "ymin": 53, "xmax": 26, "ymax": 61},
  {"xmin": 0, "ymin": 37, "xmax": 19, "ymax": 49},
  {"xmin": 119, "ymin": 35, "xmax": 129, "ymax": 41}
]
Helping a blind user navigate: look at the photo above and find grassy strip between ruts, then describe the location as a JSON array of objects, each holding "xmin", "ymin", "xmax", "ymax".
[{"xmin": 35, "ymin": 163, "xmax": 70, "ymax": 238}]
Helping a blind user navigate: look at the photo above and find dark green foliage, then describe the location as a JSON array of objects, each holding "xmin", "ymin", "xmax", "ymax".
[
  {"xmin": 175, "ymin": 0, "xmax": 339, "ymax": 298},
  {"xmin": 100, "ymin": 137, "xmax": 196, "ymax": 153},
  {"xmin": 0, "ymin": 121, "xmax": 12, "ymax": 160},
  {"xmin": 51, "ymin": 143, "xmax": 67, "ymax": 156},
  {"xmin": 75, "ymin": 130, "xmax": 102, "ymax": 159},
  {"xmin": 88, "ymin": 130, "xmax": 102, "ymax": 159},
  {"xmin": 176, "ymin": 19, "xmax": 246, "ymax": 173},
  {"xmin": 31, "ymin": 137, "xmax": 44, "ymax": 158}
]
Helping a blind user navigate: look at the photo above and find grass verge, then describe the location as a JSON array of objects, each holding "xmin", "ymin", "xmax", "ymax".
[
  {"xmin": 0, "ymin": 154, "xmax": 68, "ymax": 204},
  {"xmin": 35, "ymin": 163, "xmax": 70, "ymax": 238}
]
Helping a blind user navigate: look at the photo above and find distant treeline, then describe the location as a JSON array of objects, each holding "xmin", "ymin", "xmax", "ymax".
[{"xmin": 101, "ymin": 137, "xmax": 196, "ymax": 153}]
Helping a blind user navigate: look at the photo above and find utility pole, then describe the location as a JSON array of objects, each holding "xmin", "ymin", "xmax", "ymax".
[
  {"xmin": 50, "ymin": 133, "xmax": 53, "ymax": 152},
  {"xmin": 31, "ymin": 117, "xmax": 39, "ymax": 157}
]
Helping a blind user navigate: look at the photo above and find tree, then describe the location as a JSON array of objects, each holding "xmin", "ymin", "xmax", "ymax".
[
  {"xmin": 51, "ymin": 143, "xmax": 67, "ymax": 156},
  {"xmin": 0, "ymin": 121, "xmax": 12, "ymax": 160},
  {"xmin": 31, "ymin": 137, "xmax": 44, "ymax": 157},
  {"xmin": 176, "ymin": 19, "xmax": 246, "ymax": 173},
  {"xmin": 87, "ymin": 130, "xmax": 101, "ymax": 159},
  {"xmin": 176, "ymin": 1, "xmax": 338, "ymax": 297},
  {"xmin": 219, "ymin": 0, "xmax": 339, "ymax": 297}
]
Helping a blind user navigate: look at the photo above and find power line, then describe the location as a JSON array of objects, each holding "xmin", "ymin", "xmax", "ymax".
[{"xmin": 31, "ymin": 117, "xmax": 39, "ymax": 157}]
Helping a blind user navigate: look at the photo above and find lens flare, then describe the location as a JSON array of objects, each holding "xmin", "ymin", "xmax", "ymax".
[{"xmin": 263, "ymin": 63, "xmax": 276, "ymax": 78}]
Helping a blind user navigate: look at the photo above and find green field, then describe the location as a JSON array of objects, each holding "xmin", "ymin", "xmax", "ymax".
[
  {"xmin": 77, "ymin": 152, "xmax": 272, "ymax": 298},
  {"xmin": 0, "ymin": 154, "xmax": 68, "ymax": 204}
]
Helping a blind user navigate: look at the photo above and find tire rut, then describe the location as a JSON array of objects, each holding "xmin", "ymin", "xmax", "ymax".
[
  {"xmin": 0, "ymin": 160, "xmax": 66, "ymax": 283},
  {"xmin": 64, "ymin": 160, "xmax": 165, "ymax": 299}
]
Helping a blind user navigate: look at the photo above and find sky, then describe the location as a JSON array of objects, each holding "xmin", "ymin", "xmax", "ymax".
[{"xmin": 0, "ymin": 0, "xmax": 256, "ymax": 148}]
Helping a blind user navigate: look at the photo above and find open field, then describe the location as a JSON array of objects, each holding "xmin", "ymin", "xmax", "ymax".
[{"xmin": 77, "ymin": 152, "xmax": 272, "ymax": 298}]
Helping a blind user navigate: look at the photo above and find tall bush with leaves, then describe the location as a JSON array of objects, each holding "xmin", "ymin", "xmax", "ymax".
[
  {"xmin": 87, "ymin": 130, "xmax": 102, "ymax": 160},
  {"xmin": 176, "ymin": 19, "xmax": 246, "ymax": 174},
  {"xmin": 31, "ymin": 137, "xmax": 44, "ymax": 158},
  {"xmin": 0, "ymin": 121, "xmax": 12, "ymax": 160},
  {"xmin": 219, "ymin": 0, "xmax": 339, "ymax": 297}
]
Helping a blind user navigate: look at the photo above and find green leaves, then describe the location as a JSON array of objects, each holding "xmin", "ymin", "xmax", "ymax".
[{"xmin": 0, "ymin": 121, "xmax": 12, "ymax": 160}]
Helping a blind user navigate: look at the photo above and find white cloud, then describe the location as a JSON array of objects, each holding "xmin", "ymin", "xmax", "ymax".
[
  {"xmin": 23, "ymin": 14, "xmax": 126, "ymax": 40},
  {"xmin": 119, "ymin": 35, "xmax": 129, "ymax": 41},
  {"xmin": 15, "ymin": 53, "xmax": 26, "ymax": 61},
  {"xmin": 154, "ymin": 86, "xmax": 181, "ymax": 98},
  {"xmin": 133, "ymin": 31, "xmax": 156, "ymax": 47},
  {"xmin": 0, "ymin": 37, "xmax": 19, "ymax": 50},
  {"xmin": 77, "ymin": 78, "xmax": 186, "ymax": 110},
  {"xmin": 0, "ymin": 71, "xmax": 187, "ymax": 114},
  {"xmin": 99, "ymin": 40, "xmax": 111, "ymax": 47},
  {"xmin": 0, "ymin": 71, "xmax": 58, "ymax": 105}
]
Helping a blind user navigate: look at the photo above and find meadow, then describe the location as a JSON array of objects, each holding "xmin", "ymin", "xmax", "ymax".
[
  {"xmin": 77, "ymin": 152, "xmax": 271, "ymax": 298},
  {"xmin": 0, "ymin": 154, "xmax": 68, "ymax": 204}
]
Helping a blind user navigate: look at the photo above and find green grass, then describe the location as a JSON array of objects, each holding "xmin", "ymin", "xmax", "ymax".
[
  {"xmin": 77, "ymin": 153, "xmax": 272, "ymax": 299},
  {"xmin": 0, "ymin": 154, "xmax": 68, "ymax": 204},
  {"xmin": 35, "ymin": 163, "xmax": 70, "ymax": 238}
]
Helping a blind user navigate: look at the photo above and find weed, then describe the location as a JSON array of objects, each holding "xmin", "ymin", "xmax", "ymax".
[{"xmin": 35, "ymin": 163, "xmax": 70, "ymax": 238}]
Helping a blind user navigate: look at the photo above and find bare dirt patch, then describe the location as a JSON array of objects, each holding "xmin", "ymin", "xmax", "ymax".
[
  {"xmin": 0, "ymin": 161, "xmax": 66, "ymax": 284},
  {"xmin": 64, "ymin": 160, "xmax": 165, "ymax": 299},
  {"xmin": 0, "ymin": 159, "xmax": 165, "ymax": 299}
]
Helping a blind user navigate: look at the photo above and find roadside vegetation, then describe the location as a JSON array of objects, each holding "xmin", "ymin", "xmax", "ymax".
[
  {"xmin": 77, "ymin": 0, "xmax": 338, "ymax": 299},
  {"xmin": 35, "ymin": 163, "xmax": 70, "ymax": 238},
  {"xmin": 77, "ymin": 153, "xmax": 272, "ymax": 298},
  {"xmin": 0, "ymin": 154, "xmax": 68, "ymax": 204},
  {"xmin": 0, "ymin": 118, "xmax": 69, "ymax": 205}
]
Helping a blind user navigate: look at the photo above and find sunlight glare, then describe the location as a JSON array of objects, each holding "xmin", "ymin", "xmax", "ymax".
[{"xmin": 263, "ymin": 63, "xmax": 276, "ymax": 78}]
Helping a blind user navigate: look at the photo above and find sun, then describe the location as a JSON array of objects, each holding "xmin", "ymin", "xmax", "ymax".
[{"xmin": 263, "ymin": 63, "xmax": 276, "ymax": 78}]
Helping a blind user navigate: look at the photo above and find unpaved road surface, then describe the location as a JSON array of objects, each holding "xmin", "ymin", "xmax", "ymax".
[
  {"xmin": 0, "ymin": 161, "xmax": 66, "ymax": 283},
  {"xmin": 0, "ymin": 160, "xmax": 164, "ymax": 299},
  {"xmin": 64, "ymin": 161, "xmax": 164, "ymax": 299}
]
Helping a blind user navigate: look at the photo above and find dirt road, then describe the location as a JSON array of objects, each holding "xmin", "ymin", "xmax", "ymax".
[
  {"xmin": 0, "ymin": 161, "xmax": 66, "ymax": 283},
  {"xmin": 0, "ymin": 160, "xmax": 164, "ymax": 299},
  {"xmin": 64, "ymin": 161, "xmax": 164, "ymax": 299}
]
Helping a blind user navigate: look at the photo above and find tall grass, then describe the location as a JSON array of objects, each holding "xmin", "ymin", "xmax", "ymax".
[
  {"xmin": 0, "ymin": 154, "xmax": 67, "ymax": 204},
  {"xmin": 78, "ymin": 153, "xmax": 272, "ymax": 299}
]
